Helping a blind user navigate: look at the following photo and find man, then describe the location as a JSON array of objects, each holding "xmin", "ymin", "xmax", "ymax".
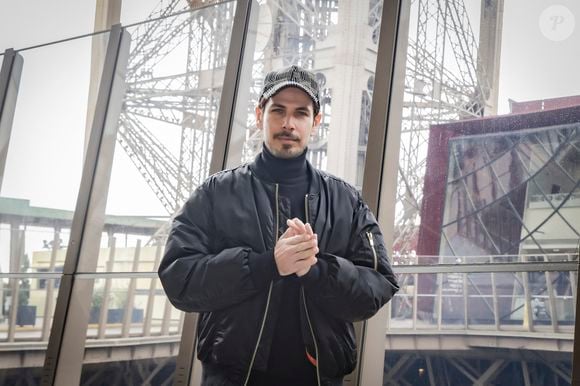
[{"xmin": 159, "ymin": 65, "xmax": 399, "ymax": 386}]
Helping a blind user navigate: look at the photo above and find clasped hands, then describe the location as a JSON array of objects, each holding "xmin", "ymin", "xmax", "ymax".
[{"xmin": 274, "ymin": 218, "xmax": 318, "ymax": 277}]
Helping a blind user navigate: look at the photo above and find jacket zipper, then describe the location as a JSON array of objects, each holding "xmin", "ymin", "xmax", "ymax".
[
  {"xmin": 301, "ymin": 287, "xmax": 321, "ymax": 386},
  {"xmin": 243, "ymin": 184, "xmax": 279, "ymax": 386},
  {"xmin": 303, "ymin": 194, "xmax": 321, "ymax": 386},
  {"xmin": 366, "ymin": 232, "xmax": 378, "ymax": 271}
]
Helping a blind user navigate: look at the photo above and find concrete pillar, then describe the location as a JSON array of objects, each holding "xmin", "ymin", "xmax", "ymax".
[
  {"xmin": 325, "ymin": 0, "xmax": 372, "ymax": 185},
  {"xmin": 477, "ymin": 0, "xmax": 504, "ymax": 116},
  {"xmin": 84, "ymin": 0, "xmax": 122, "ymax": 156}
]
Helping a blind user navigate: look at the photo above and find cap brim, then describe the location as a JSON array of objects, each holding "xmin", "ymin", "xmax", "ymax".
[{"xmin": 261, "ymin": 81, "xmax": 319, "ymax": 108}]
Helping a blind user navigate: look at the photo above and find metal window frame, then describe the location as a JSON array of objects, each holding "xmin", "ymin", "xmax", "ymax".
[
  {"xmin": 572, "ymin": 240, "xmax": 580, "ymax": 385},
  {"xmin": 352, "ymin": 0, "xmax": 404, "ymax": 385},
  {"xmin": 0, "ymin": 49, "xmax": 24, "ymax": 190},
  {"xmin": 41, "ymin": 24, "xmax": 131, "ymax": 386},
  {"xmin": 174, "ymin": 1, "xmax": 259, "ymax": 385}
]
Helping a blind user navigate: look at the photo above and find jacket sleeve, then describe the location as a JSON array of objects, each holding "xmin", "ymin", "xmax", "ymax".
[
  {"xmin": 300, "ymin": 195, "xmax": 399, "ymax": 322},
  {"xmin": 158, "ymin": 183, "xmax": 276, "ymax": 313}
]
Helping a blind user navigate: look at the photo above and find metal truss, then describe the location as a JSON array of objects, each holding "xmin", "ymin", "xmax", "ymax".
[
  {"xmin": 119, "ymin": 0, "xmax": 232, "ymax": 214},
  {"xmin": 116, "ymin": 0, "xmax": 494, "ymax": 257},
  {"xmin": 80, "ymin": 357, "xmax": 175, "ymax": 386},
  {"xmin": 118, "ymin": 0, "xmax": 339, "ymax": 216},
  {"xmin": 394, "ymin": 0, "xmax": 493, "ymax": 252},
  {"xmin": 384, "ymin": 351, "xmax": 572, "ymax": 385}
]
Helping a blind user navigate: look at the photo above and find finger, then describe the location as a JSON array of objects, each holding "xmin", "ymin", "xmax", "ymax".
[
  {"xmin": 279, "ymin": 227, "xmax": 294, "ymax": 239},
  {"xmin": 292, "ymin": 244, "xmax": 319, "ymax": 260},
  {"xmin": 305, "ymin": 223, "xmax": 314, "ymax": 236},
  {"xmin": 279, "ymin": 227, "xmax": 298, "ymax": 241},
  {"xmin": 292, "ymin": 218, "xmax": 308, "ymax": 234},
  {"xmin": 283, "ymin": 233, "xmax": 312, "ymax": 245},
  {"xmin": 280, "ymin": 243, "xmax": 317, "ymax": 261},
  {"xmin": 287, "ymin": 219, "xmax": 306, "ymax": 235}
]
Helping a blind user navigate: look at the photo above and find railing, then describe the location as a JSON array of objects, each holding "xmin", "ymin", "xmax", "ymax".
[
  {"xmin": 387, "ymin": 259, "xmax": 577, "ymax": 340},
  {"xmin": 392, "ymin": 252, "xmax": 578, "ymax": 265},
  {"xmin": 0, "ymin": 252, "xmax": 577, "ymax": 368},
  {"xmin": 0, "ymin": 270, "xmax": 183, "ymax": 367},
  {"xmin": 529, "ymin": 192, "xmax": 580, "ymax": 208}
]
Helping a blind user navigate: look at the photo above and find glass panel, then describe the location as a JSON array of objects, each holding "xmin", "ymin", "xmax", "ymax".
[
  {"xmin": 71, "ymin": 3, "xmax": 236, "ymax": 383},
  {"xmin": 0, "ymin": 32, "xmax": 109, "ymax": 274},
  {"xmin": 389, "ymin": 0, "xmax": 580, "ymax": 366},
  {"xmin": 390, "ymin": 0, "xmax": 580, "ymax": 267},
  {"xmin": 0, "ymin": 32, "xmax": 108, "ymax": 384},
  {"xmin": 386, "ymin": 270, "xmax": 575, "ymax": 383},
  {"xmin": 80, "ymin": 1, "xmax": 237, "ymax": 273},
  {"xmin": 231, "ymin": 0, "xmax": 381, "ymax": 188},
  {"xmin": 0, "ymin": 2, "xmax": 97, "ymax": 50},
  {"xmin": 80, "ymin": 276, "xmax": 182, "ymax": 385}
]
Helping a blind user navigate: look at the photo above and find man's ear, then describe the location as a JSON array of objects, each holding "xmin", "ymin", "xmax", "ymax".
[
  {"xmin": 255, "ymin": 105, "xmax": 263, "ymax": 130},
  {"xmin": 312, "ymin": 112, "xmax": 323, "ymax": 134}
]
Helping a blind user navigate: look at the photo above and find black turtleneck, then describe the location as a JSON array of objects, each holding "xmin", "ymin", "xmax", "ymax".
[
  {"xmin": 253, "ymin": 143, "xmax": 310, "ymax": 208},
  {"xmin": 248, "ymin": 144, "xmax": 317, "ymax": 386}
]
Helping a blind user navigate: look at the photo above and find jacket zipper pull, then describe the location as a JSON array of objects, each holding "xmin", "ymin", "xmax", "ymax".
[{"xmin": 366, "ymin": 232, "xmax": 379, "ymax": 271}]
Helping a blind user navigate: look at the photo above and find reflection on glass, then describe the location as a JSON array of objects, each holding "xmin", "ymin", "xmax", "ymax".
[
  {"xmin": 81, "ymin": 277, "xmax": 182, "ymax": 385},
  {"xmin": 439, "ymin": 126, "xmax": 580, "ymax": 259}
]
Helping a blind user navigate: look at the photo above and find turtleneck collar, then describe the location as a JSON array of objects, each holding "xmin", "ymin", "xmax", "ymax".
[{"xmin": 251, "ymin": 143, "xmax": 309, "ymax": 185}]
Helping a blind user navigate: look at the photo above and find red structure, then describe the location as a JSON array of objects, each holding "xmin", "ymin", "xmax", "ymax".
[{"xmin": 417, "ymin": 100, "xmax": 580, "ymax": 260}]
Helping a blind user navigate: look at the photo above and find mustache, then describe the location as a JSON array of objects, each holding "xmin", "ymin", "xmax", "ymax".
[{"xmin": 274, "ymin": 132, "xmax": 299, "ymax": 141}]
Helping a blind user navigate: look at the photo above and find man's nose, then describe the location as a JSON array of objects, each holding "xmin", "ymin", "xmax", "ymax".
[{"xmin": 282, "ymin": 114, "xmax": 296, "ymax": 129}]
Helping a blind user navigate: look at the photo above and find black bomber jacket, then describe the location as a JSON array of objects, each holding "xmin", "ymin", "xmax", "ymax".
[{"xmin": 158, "ymin": 157, "xmax": 399, "ymax": 385}]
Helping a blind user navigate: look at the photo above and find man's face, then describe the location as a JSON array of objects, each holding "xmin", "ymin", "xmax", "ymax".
[{"xmin": 256, "ymin": 87, "xmax": 322, "ymax": 159}]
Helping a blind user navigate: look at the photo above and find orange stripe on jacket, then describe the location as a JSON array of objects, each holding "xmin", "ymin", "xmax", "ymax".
[{"xmin": 306, "ymin": 351, "xmax": 317, "ymax": 367}]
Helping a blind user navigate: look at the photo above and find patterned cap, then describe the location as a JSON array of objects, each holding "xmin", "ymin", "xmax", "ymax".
[{"xmin": 259, "ymin": 65, "xmax": 320, "ymax": 112}]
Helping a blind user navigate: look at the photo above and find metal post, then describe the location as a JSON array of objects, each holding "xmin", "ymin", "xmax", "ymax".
[
  {"xmin": 412, "ymin": 273, "xmax": 419, "ymax": 329},
  {"xmin": 570, "ymin": 240, "xmax": 580, "ymax": 385},
  {"xmin": 437, "ymin": 273, "xmax": 443, "ymax": 330},
  {"xmin": 122, "ymin": 239, "xmax": 141, "ymax": 337},
  {"xmin": 545, "ymin": 271, "xmax": 558, "ymax": 333},
  {"xmin": 212, "ymin": 0, "xmax": 259, "ymax": 172},
  {"xmin": 463, "ymin": 273, "xmax": 469, "ymax": 327},
  {"xmin": 175, "ymin": 1, "xmax": 259, "ymax": 385},
  {"xmin": 144, "ymin": 244, "xmax": 163, "ymax": 337},
  {"xmin": 98, "ymin": 238, "xmax": 116, "ymax": 339},
  {"xmin": 355, "ymin": 0, "xmax": 405, "ymax": 384},
  {"xmin": 0, "ymin": 49, "xmax": 24, "ymax": 190},
  {"xmin": 522, "ymin": 271, "xmax": 534, "ymax": 333},
  {"xmin": 41, "ymin": 24, "xmax": 131, "ymax": 386},
  {"xmin": 491, "ymin": 272, "xmax": 500, "ymax": 330},
  {"xmin": 41, "ymin": 230, "xmax": 61, "ymax": 341}
]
